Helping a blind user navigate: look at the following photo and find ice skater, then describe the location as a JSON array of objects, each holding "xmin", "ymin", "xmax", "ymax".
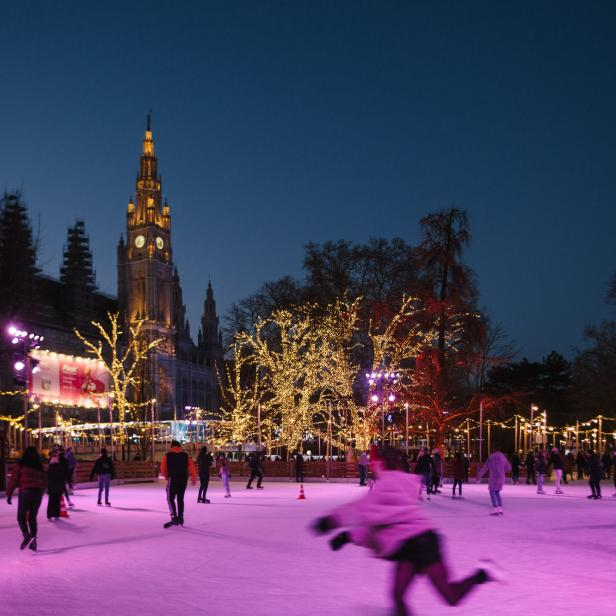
[
  {"xmin": 587, "ymin": 450, "xmax": 602, "ymax": 500},
  {"xmin": 550, "ymin": 448, "xmax": 564, "ymax": 494},
  {"xmin": 358, "ymin": 450, "xmax": 368, "ymax": 486},
  {"xmin": 312, "ymin": 446, "xmax": 500, "ymax": 616},
  {"xmin": 47, "ymin": 451, "xmax": 66, "ymax": 519},
  {"xmin": 477, "ymin": 446, "xmax": 511, "ymax": 515},
  {"xmin": 524, "ymin": 450, "xmax": 536, "ymax": 485},
  {"xmin": 217, "ymin": 452, "xmax": 231, "ymax": 498},
  {"xmin": 162, "ymin": 440, "xmax": 197, "ymax": 527},
  {"xmin": 6, "ymin": 446, "xmax": 46, "ymax": 551},
  {"xmin": 90, "ymin": 448, "xmax": 115, "ymax": 506},
  {"xmin": 197, "ymin": 446, "xmax": 213, "ymax": 503},
  {"xmin": 535, "ymin": 450, "xmax": 547, "ymax": 494},
  {"xmin": 246, "ymin": 452, "xmax": 264, "ymax": 489},
  {"xmin": 452, "ymin": 452, "xmax": 464, "ymax": 498},
  {"xmin": 414, "ymin": 447, "xmax": 434, "ymax": 500},
  {"xmin": 56, "ymin": 446, "xmax": 74, "ymax": 507},
  {"xmin": 510, "ymin": 451, "xmax": 521, "ymax": 485},
  {"xmin": 294, "ymin": 450, "xmax": 305, "ymax": 483},
  {"xmin": 65, "ymin": 446, "xmax": 77, "ymax": 493}
]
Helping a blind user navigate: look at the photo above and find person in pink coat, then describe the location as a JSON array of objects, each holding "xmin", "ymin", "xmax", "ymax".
[
  {"xmin": 312, "ymin": 446, "xmax": 499, "ymax": 616},
  {"xmin": 477, "ymin": 447, "xmax": 512, "ymax": 516}
]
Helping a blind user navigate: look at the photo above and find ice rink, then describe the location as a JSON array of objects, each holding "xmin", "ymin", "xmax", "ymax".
[{"xmin": 1, "ymin": 479, "xmax": 615, "ymax": 615}]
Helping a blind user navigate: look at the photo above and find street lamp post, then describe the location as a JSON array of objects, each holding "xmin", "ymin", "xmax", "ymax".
[
  {"xmin": 404, "ymin": 403, "xmax": 409, "ymax": 455},
  {"xmin": 366, "ymin": 370, "xmax": 400, "ymax": 444}
]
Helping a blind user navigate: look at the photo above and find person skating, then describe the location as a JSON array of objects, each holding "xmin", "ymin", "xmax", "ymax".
[
  {"xmin": 414, "ymin": 448, "xmax": 435, "ymax": 500},
  {"xmin": 89, "ymin": 448, "xmax": 115, "ymax": 506},
  {"xmin": 6, "ymin": 446, "xmax": 46, "ymax": 551},
  {"xmin": 601, "ymin": 449, "xmax": 612, "ymax": 480},
  {"xmin": 358, "ymin": 451, "xmax": 368, "ymax": 486},
  {"xmin": 217, "ymin": 452, "xmax": 231, "ymax": 498},
  {"xmin": 246, "ymin": 452, "xmax": 264, "ymax": 489},
  {"xmin": 452, "ymin": 452, "xmax": 464, "ymax": 499},
  {"xmin": 162, "ymin": 440, "xmax": 197, "ymax": 527},
  {"xmin": 477, "ymin": 447, "xmax": 511, "ymax": 515},
  {"xmin": 575, "ymin": 450, "xmax": 586, "ymax": 480},
  {"xmin": 431, "ymin": 448, "xmax": 443, "ymax": 494},
  {"xmin": 510, "ymin": 451, "xmax": 521, "ymax": 485},
  {"xmin": 550, "ymin": 448, "xmax": 564, "ymax": 494},
  {"xmin": 535, "ymin": 450, "xmax": 547, "ymax": 494},
  {"xmin": 587, "ymin": 450, "xmax": 603, "ymax": 500},
  {"xmin": 312, "ymin": 446, "xmax": 499, "ymax": 616},
  {"xmin": 294, "ymin": 450, "xmax": 304, "ymax": 483},
  {"xmin": 65, "ymin": 446, "xmax": 77, "ymax": 494},
  {"xmin": 612, "ymin": 450, "xmax": 616, "ymax": 497},
  {"xmin": 196, "ymin": 446, "xmax": 213, "ymax": 503},
  {"xmin": 47, "ymin": 452, "xmax": 66, "ymax": 519},
  {"xmin": 524, "ymin": 451, "xmax": 536, "ymax": 485},
  {"xmin": 56, "ymin": 446, "xmax": 74, "ymax": 507}
]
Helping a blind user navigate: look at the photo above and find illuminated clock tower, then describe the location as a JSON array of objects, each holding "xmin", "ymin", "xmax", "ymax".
[{"xmin": 117, "ymin": 114, "xmax": 176, "ymax": 417}]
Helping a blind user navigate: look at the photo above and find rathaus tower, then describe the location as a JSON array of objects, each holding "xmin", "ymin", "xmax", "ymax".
[{"xmin": 117, "ymin": 114, "xmax": 176, "ymax": 417}]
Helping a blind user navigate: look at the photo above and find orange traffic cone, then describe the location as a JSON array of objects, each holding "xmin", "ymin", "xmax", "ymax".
[
  {"xmin": 60, "ymin": 494, "xmax": 69, "ymax": 518},
  {"xmin": 298, "ymin": 484, "xmax": 306, "ymax": 500}
]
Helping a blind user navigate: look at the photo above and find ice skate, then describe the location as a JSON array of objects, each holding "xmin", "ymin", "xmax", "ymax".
[
  {"xmin": 224, "ymin": 493, "xmax": 231, "ymax": 498},
  {"xmin": 204, "ymin": 498, "xmax": 210, "ymax": 503},
  {"xmin": 20, "ymin": 535, "xmax": 31, "ymax": 550},
  {"xmin": 105, "ymin": 501, "xmax": 111, "ymax": 507},
  {"xmin": 497, "ymin": 506, "xmax": 503, "ymax": 515},
  {"xmin": 164, "ymin": 518, "xmax": 179, "ymax": 528},
  {"xmin": 97, "ymin": 501, "xmax": 102, "ymax": 506},
  {"xmin": 478, "ymin": 559, "xmax": 507, "ymax": 583},
  {"xmin": 555, "ymin": 490, "xmax": 564, "ymax": 494},
  {"xmin": 256, "ymin": 486, "xmax": 264, "ymax": 489},
  {"xmin": 246, "ymin": 486, "xmax": 253, "ymax": 489},
  {"xmin": 489, "ymin": 507, "xmax": 499, "ymax": 515},
  {"xmin": 28, "ymin": 538, "xmax": 37, "ymax": 551}
]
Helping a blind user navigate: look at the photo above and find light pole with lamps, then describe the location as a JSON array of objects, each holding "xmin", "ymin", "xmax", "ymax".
[{"xmin": 366, "ymin": 370, "xmax": 400, "ymax": 444}]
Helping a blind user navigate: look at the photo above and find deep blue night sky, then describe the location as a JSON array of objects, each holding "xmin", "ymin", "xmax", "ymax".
[{"xmin": 1, "ymin": 1, "xmax": 615, "ymax": 360}]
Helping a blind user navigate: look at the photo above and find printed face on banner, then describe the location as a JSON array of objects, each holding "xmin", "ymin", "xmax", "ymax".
[{"xmin": 29, "ymin": 350, "xmax": 111, "ymax": 407}]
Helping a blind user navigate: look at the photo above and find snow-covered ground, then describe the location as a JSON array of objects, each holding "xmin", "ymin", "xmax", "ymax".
[{"xmin": 1, "ymin": 479, "xmax": 615, "ymax": 615}]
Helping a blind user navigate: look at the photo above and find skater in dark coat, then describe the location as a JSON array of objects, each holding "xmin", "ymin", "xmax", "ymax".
[
  {"xmin": 196, "ymin": 446, "xmax": 213, "ymax": 503},
  {"xmin": 161, "ymin": 441, "xmax": 197, "ymax": 526},
  {"xmin": 452, "ymin": 452, "xmax": 465, "ymax": 498},
  {"xmin": 294, "ymin": 451, "xmax": 304, "ymax": 483},
  {"xmin": 55, "ymin": 446, "xmax": 74, "ymax": 507},
  {"xmin": 510, "ymin": 452, "xmax": 521, "ymax": 485},
  {"xmin": 6, "ymin": 446, "xmax": 46, "ymax": 551},
  {"xmin": 587, "ymin": 450, "xmax": 603, "ymax": 500},
  {"xmin": 601, "ymin": 450, "xmax": 612, "ymax": 480},
  {"xmin": 47, "ymin": 452, "xmax": 66, "ymax": 519},
  {"xmin": 524, "ymin": 451, "xmax": 536, "ymax": 485},
  {"xmin": 246, "ymin": 452, "xmax": 264, "ymax": 489},
  {"xmin": 575, "ymin": 450, "xmax": 586, "ymax": 479},
  {"xmin": 414, "ymin": 448, "xmax": 435, "ymax": 499},
  {"xmin": 313, "ymin": 446, "xmax": 499, "ymax": 616},
  {"xmin": 90, "ymin": 448, "xmax": 115, "ymax": 506},
  {"xmin": 550, "ymin": 448, "xmax": 564, "ymax": 494}
]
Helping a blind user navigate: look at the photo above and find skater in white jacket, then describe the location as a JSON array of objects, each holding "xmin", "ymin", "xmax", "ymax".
[{"xmin": 312, "ymin": 446, "xmax": 498, "ymax": 616}]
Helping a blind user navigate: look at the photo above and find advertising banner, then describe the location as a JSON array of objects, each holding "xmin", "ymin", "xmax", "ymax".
[{"xmin": 29, "ymin": 349, "xmax": 111, "ymax": 407}]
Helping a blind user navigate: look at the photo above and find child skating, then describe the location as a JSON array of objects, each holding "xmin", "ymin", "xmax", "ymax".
[{"xmin": 312, "ymin": 446, "xmax": 500, "ymax": 616}]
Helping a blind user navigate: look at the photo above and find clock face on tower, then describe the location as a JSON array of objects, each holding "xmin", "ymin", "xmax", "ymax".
[
  {"xmin": 135, "ymin": 235, "xmax": 145, "ymax": 248},
  {"xmin": 156, "ymin": 236, "xmax": 164, "ymax": 250}
]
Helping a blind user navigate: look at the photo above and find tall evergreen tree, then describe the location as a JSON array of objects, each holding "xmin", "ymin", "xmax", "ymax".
[{"xmin": 0, "ymin": 191, "xmax": 38, "ymax": 319}]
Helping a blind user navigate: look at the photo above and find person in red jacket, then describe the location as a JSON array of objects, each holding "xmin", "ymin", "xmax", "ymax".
[
  {"xmin": 6, "ymin": 446, "xmax": 46, "ymax": 551},
  {"xmin": 161, "ymin": 441, "xmax": 197, "ymax": 528}
]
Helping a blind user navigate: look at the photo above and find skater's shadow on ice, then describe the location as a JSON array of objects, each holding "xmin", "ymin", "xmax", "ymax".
[
  {"xmin": 49, "ymin": 521, "xmax": 88, "ymax": 533},
  {"xmin": 555, "ymin": 523, "xmax": 616, "ymax": 531},
  {"xmin": 109, "ymin": 506, "xmax": 165, "ymax": 513},
  {"xmin": 36, "ymin": 531, "xmax": 169, "ymax": 554}
]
